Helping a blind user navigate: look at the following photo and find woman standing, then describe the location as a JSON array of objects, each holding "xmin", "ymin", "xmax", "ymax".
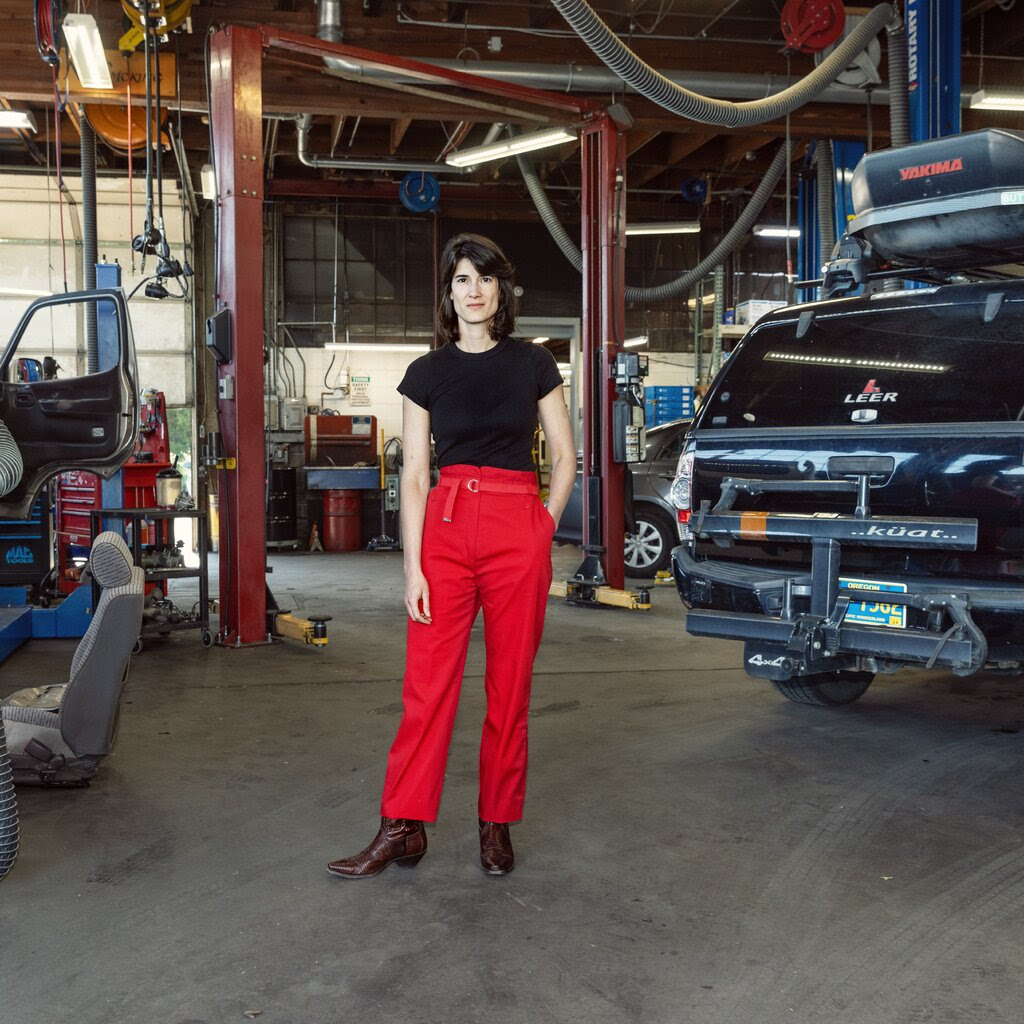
[{"xmin": 328, "ymin": 233, "xmax": 575, "ymax": 878}]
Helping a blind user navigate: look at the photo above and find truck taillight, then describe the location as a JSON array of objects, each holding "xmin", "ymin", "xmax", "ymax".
[{"xmin": 670, "ymin": 450, "xmax": 695, "ymax": 540}]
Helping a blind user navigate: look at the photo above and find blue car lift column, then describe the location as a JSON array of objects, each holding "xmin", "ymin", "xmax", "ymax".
[{"xmin": 906, "ymin": 0, "xmax": 961, "ymax": 141}]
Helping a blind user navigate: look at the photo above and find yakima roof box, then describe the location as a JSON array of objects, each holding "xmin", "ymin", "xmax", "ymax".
[{"xmin": 847, "ymin": 129, "xmax": 1024, "ymax": 270}]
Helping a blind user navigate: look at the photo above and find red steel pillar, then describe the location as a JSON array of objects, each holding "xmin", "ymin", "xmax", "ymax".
[
  {"xmin": 209, "ymin": 26, "xmax": 267, "ymax": 644},
  {"xmin": 579, "ymin": 114, "xmax": 627, "ymax": 590}
]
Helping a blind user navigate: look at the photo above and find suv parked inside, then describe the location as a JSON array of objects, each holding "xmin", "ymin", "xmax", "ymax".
[{"xmin": 669, "ymin": 129, "xmax": 1024, "ymax": 706}]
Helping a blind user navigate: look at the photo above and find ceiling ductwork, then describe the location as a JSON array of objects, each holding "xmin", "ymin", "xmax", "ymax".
[
  {"xmin": 313, "ymin": 1, "xmax": 893, "ymax": 109},
  {"xmin": 547, "ymin": 0, "xmax": 895, "ymax": 126}
]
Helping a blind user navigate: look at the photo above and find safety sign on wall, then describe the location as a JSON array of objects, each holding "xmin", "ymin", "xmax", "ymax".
[{"xmin": 350, "ymin": 375, "xmax": 371, "ymax": 406}]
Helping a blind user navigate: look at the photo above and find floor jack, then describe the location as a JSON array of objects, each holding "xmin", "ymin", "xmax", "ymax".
[
  {"xmin": 549, "ymin": 552, "xmax": 652, "ymax": 612},
  {"xmin": 266, "ymin": 585, "xmax": 330, "ymax": 646}
]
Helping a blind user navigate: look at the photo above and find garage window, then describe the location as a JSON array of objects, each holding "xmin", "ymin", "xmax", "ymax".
[{"xmin": 279, "ymin": 214, "xmax": 433, "ymax": 347}]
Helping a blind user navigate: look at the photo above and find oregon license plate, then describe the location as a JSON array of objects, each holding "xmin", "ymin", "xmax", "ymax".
[{"xmin": 839, "ymin": 577, "xmax": 908, "ymax": 629}]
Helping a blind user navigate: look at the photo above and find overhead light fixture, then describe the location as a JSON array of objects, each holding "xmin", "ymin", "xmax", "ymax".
[
  {"xmin": 531, "ymin": 336, "xmax": 550, "ymax": 345},
  {"xmin": 0, "ymin": 110, "xmax": 38, "ymax": 132},
  {"xmin": 200, "ymin": 164, "xmax": 217, "ymax": 201},
  {"xmin": 62, "ymin": 13, "xmax": 113, "ymax": 90},
  {"xmin": 445, "ymin": 126, "xmax": 577, "ymax": 168},
  {"xmin": 625, "ymin": 221, "xmax": 701, "ymax": 236},
  {"xmin": 324, "ymin": 342, "xmax": 431, "ymax": 353},
  {"xmin": 969, "ymin": 89, "xmax": 1024, "ymax": 111},
  {"xmin": 753, "ymin": 225, "xmax": 801, "ymax": 238},
  {"xmin": 623, "ymin": 336, "xmax": 649, "ymax": 348}
]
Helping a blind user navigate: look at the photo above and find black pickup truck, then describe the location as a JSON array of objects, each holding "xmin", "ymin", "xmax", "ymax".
[{"xmin": 670, "ymin": 129, "xmax": 1024, "ymax": 706}]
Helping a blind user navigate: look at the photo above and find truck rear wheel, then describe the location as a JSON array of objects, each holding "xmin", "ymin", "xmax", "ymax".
[{"xmin": 771, "ymin": 670, "xmax": 874, "ymax": 707}]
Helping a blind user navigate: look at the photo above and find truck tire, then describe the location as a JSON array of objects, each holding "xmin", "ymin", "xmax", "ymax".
[
  {"xmin": 771, "ymin": 670, "xmax": 874, "ymax": 707},
  {"xmin": 624, "ymin": 507, "xmax": 675, "ymax": 579}
]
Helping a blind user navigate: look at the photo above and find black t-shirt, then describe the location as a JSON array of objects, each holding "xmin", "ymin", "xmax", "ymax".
[{"xmin": 397, "ymin": 338, "xmax": 563, "ymax": 470}]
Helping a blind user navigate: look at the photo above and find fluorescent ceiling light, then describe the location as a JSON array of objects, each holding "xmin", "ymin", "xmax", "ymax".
[
  {"xmin": 445, "ymin": 126, "xmax": 577, "ymax": 168},
  {"xmin": 687, "ymin": 293, "xmax": 716, "ymax": 309},
  {"xmin": 531, "ymin": 336, "xmax": 550, "ymax": 344},
  {"xmin": 623, "ymin": 336, "xmax": 649, "ymax": 348},
  {"xmin": 969, "ymin": 89, "xmax": 1024, "ymax": 111},
  {"xmin": 324, "ymin": 342, "xmax": 431, "ymax": 353},
  {"xmin": 63, "ymin": 13, "xmax": 113, "ymax": 90},
  {"xmin": 0, "ymin": 110, "xmax": 37, "ymax": 132},
  {"xmin": 753, "ymin": 225, "xmax": 800, "ymax": 238},
  {"xmin": 625, "ymin": 221, "xmax": 701, "ymax": 236}
]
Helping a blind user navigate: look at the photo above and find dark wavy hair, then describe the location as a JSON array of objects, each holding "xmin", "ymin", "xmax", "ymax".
[{"xmin": 436, "ymin": 233, "xmax": 520, "ymax": 344}]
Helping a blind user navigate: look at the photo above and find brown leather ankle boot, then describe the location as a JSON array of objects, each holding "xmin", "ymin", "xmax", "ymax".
[
  {"xmin": 478, "ymin": 819, "xmax": 514, "ymax": 875},
  {"xmin": 327, "ymin": 817, "xmax": 427, "ymax": 878}
]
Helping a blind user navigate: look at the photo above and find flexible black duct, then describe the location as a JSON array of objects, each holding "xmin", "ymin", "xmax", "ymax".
[
  {"xmin": 0, "ymin": 720, "xmax": 18, "ymax": 883},
  {"xmin": 82, "ymin": 118, "xmax": 98, "ymax": 374},
  {"xmin": 882, "ymin": 10, "xmax": 911, "ymax": 292},
  {"xmin": 514, "ymin": 147, "xmax": 581, "ymax": 275},
  {"xmin": 886, "ymin": 14, "xmax": 910, "ymax": 148},
  {"xmin": 549, "ymin": 0, "xmax": 894, "ymax": 127},
  {"xmin": 516, "ymin": 137, "xmax": 790, "ymax": 303},
  {"xmin": 816, "ymin": 140, "xmax": 836, "ymax": 270}
]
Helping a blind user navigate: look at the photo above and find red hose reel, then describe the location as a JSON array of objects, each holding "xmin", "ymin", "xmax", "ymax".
[{"xmin": 780, "ymin": 0, "xmax": 846, "ymax": 54}]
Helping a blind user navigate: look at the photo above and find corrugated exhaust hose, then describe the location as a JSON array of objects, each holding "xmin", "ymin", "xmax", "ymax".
[
  {"xmin": 515, "ymin": 135, "xmax": 791, "ymax": 303},
  {"xmin": 0, "ymin": 720, "xmax": 18, "ymax": 882},
  {"xmin": 548, "ymin": 0, "xmax": 895, "ymax": 127}
]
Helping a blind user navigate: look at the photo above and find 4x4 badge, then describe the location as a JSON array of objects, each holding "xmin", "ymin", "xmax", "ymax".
[{"xmin": 845, "ymin": 379, "xmax": 897, "ymax": 404}]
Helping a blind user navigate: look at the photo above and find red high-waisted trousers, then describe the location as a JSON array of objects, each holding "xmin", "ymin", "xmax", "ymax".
[{"xmin": 380, "ymin": 464, "xmax": 556, "ymax": 823}]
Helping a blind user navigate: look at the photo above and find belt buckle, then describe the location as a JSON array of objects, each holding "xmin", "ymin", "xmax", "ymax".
[{"xmin": 466, "ymin": 478, "xmax": 480, "ymax": 493}]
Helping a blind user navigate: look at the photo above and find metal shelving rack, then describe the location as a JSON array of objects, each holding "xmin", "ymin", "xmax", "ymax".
[{"xmin": 89, "ymin": 507, "xmax": 213, "ymax": 648}]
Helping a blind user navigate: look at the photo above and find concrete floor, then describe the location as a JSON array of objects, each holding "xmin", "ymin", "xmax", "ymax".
[{"xmin": 2, "ymin": 544, "xmax": 1023, "ymax": 1024}]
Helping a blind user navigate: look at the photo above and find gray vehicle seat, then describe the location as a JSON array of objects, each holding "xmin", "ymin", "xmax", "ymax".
[
  {"xmin": 0, "ymin": 418, "xmax": 23, "ymax": 497},
  {"xmin": 1, "ymin": 532, "xmax": 144, "ymax": 785}
]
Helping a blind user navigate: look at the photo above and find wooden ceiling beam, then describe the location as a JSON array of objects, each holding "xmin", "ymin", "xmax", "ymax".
[
  {"xmin": 389, "ymin": 117, "xmax": 412, "ymax": 155},
  {"xmin": 631, "ymin": 130, "xmax": 715, "ymax": 188}
]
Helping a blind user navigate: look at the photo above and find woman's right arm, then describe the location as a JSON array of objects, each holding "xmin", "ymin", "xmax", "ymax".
[{"xmin": 400, "ymin": 396, "xmax": 433, "ymax": 624}]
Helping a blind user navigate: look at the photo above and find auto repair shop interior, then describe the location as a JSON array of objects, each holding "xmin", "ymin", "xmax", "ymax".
[{"xmin": 1, "ymin": 1, "xmax": 1023, "ymax": 1021}]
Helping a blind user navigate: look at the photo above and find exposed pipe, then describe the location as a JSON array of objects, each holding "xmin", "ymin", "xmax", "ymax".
[
  {"xmin": 296, "ymin": 114, "xmax": 463, "ymax": 174},
  {"xmin": 313, "ymin": 0, "xmax": 891, "ymax": 111},
  {"xmin": 547, "ymin": 0, "xmax": 894, "ymax": 126},
  {"xmin": 315, "ymin": 0, "xmax": 342, "ymax": 43},
  {"xmin": 427, "ymin": 60, "xmax": 892, "ymax": 107},
  {"xmin": 81, "ymin": 117, "xmax": 98, "ymax": 373}
]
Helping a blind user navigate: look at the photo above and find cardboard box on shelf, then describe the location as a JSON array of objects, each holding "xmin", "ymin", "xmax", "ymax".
[{"xmin": 735, "ymin": 299, "xmax": 787, "ymax": 324}]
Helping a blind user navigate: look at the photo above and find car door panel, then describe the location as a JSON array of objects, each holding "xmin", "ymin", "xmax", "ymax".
[{"xmin": 0, "ymin": 290, "xmax": 137, "ymax": 519}]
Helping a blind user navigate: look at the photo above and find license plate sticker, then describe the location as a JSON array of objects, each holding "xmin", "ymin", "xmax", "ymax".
[{"xmin": 839, "ymin": 577, "xmax": 908, "ymax": 629}]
